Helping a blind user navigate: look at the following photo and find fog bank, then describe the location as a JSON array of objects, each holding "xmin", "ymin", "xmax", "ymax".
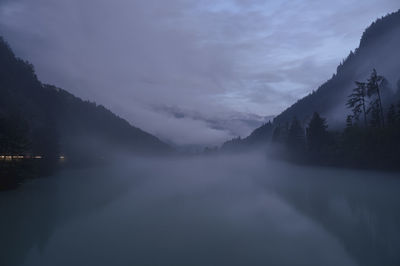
[{"xmin": 1, "ymin": 153, "xmax": 400, "ymax": 266}]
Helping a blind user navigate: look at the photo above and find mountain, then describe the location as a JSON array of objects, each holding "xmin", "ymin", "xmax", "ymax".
[
  {"xmin": 221, "ymin": 121, "xmax": 274, "ymax": 152},
  {"xmin": 0, "ymin": 37, "xmax": 170, "ymax": 162},
  {"xmin": 222, "ymin": 9, "xmax": 400, "ymax": 150},
  {"xmin": 274, "ymin": 9, "xmax": 400, "ymax": 127}
]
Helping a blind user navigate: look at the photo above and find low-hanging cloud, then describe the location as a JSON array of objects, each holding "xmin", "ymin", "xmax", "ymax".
[{"xmin": 0, "ymin": 0, "xmax": 398, "ymax": 146}]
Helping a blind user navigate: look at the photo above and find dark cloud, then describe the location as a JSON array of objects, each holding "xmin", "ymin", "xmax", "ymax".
[{"xmin": 0, "ymin": 0, "xmax": 398, "ymax": 145}]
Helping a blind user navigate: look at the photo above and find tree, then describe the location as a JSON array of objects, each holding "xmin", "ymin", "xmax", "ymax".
[
  {"xmin": 345, "ymin": 115, "xmax": 353, "ymax": 130},
  {"xmin": 347, "ymin": 81, "xmax": 368, "ymax": 127},
  {"xmin": 287, "ymin": 117, "xmax": 305, "ymax": 151},
  {"xmin": 0, "ymin": 113, "xmax": 30, "ymax": 155},
  {"xmin": 397, "ymin": 100, "xmax": 400, "ymax": 123},
  {"xmin": 367, "ymin": 69, "xmax": 385, "ymax": 127},
  {"xmin": 368, "ymin": 100, "xmax": 382, "ymax": 128},
  {"xmin": 346, "ymin": 115, "xmax": 353, "ymax": 127},
  {"xmin": 272, "ymin": 123, "xmax": 289, "ymax": 144},
  {"xmin": 306, "ymin": 112, "xmax": 328, "ymax": 152},
  {"xmin": 387, "ymin": 104, "xmax": 397, "ymax": 127}
]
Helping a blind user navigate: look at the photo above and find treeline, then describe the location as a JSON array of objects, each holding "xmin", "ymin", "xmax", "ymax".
[
  {"xmin": 273, "ymin": 9, "xmax": 400, "ymax": 126},
  {"xmin": 0, "ymin": 113, "xmax": 58, "ymax": 190},
  {"xmin": 272, "ymin": 69, "xmax": 400, "ymax": 170}
]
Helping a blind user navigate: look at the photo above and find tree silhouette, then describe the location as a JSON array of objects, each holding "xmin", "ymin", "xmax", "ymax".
[
  {"xmin": 368, "ymin": 100, "xmax": 382, "ymax": 128},
  {"xmin": 367, "ymin": 69, "xmax": 385, "ymax": 127},
  {"xmin": 0, "ymin": 113, "xmax": 30, "ymax": 155},
  {"xmin": 387, "ymin": 104, "xmax": 397, "ymax": 127},
  {"xmin": 397, "ymin": 100, "xmax": 400, "ymax": 123},
  {"xmin": 347, "ymin": 81, "xmax": 368, "ymax": 127},
  {"xmin": 287, "ymin": 117, "xmax": 305, "ymax": 151},
  {"xmin": 306, "ymin": 112, "xmax": 328, "ymax": 152},
  {"xmin": 272, "ymin": 123, "xmax": 289, "ymax": 144},
  {"xmin": 345, "ymin": 115, "xmax": 353, "ymax": 129}
]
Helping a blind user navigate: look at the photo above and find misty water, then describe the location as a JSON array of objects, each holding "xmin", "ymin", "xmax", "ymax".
[{"xmin": 1, "ymin": 152, "xmax": 400, "ymax": 266}]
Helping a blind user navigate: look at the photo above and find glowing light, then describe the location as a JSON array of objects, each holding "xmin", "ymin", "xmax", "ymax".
[{"xmin": 0, "ymin": 155, "xmax": 43, "ymax": 160}]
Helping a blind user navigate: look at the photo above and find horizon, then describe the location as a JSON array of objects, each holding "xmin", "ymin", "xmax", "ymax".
[{"xmin": 0, "ymin": 0, "xmax": 399, "ymax": 147}]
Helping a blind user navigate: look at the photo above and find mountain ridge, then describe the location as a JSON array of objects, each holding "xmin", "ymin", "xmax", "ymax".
[
  {"xmin": 273, "ymin": 9, "xmax": 400, "ymax": 127},
  {"xmin": 0, "ymin": 36, "xmax": 171, "ymax": 160},
  {"xmin": 226, "ymin": 9, "xmax": 400, "ymax": 149}
]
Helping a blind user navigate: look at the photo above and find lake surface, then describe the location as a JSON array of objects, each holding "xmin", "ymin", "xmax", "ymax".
[{"xmin": 1, "ymin": 153, "xmax": 400, "ymax": 266}]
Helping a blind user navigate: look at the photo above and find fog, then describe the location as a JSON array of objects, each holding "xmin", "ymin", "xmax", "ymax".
[
  {"xmin": 1, "ymin": 0, "xmax": 399, "ymax": 145},
  {"xmin": 1, "ymin": 152, "xmax": 400, "ymax": 266}
]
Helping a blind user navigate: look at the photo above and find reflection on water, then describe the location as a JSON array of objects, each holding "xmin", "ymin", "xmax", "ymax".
[
  {"xmin": 1, "ymin": 153, "xmax": 400, "ymax": 266},
  {"xmin": 0, "ymin": 159, "xmax": 60, "ymax": 190}
]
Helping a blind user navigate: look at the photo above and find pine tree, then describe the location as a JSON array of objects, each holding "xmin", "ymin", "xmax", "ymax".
[
  {"xmin": 272, "ymin": 123, "xmax": 289, "ymax": 143},
  {"xmin": 397, "ymin": 100, "xmax": 400, "ymax": 124},
  {"xmin": 287, "ymin": 117, "xmax": 305, "ymax": 151},
  {"xmin": 387, "ymin": 104, "xmax": 397, "ymax": 127},
  {"xmin": 272, "ymin": 125, "xmax": 281, "ymax": 143},
  {"xmin": 347, "ymin": 81, "xmax": 367, "ymax": 126},
  {"xmin": 368, "ymin": 100, "xmax": 382, "ymax": 128},
  {"xmin": 367, "ymin": 69, "xmax": 385, "ymax": 127},
  {"xmin": 306, "ymin": 112, "xmax": 328, "ymax": 152},
  {"xmin": 345, "ymin": 115, "xmax": 353, "ymax": 129}
]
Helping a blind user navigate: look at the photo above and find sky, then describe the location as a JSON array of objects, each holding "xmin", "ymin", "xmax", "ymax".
[{"xmin": 0, "ymin": 0, "xmax": 399, "ymax": 146}]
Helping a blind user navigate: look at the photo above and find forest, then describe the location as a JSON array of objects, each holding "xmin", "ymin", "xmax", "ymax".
[
  {"xmin": 256, "ymin": 69, "xmax": 400, "ymax": 170},
  {"xmin": 0, "ymin": 36, "xmax": 169, "ymax": 190}
]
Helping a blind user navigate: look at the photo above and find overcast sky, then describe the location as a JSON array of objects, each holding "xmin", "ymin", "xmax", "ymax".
[{"xmin": 0, "ymin": 0, "xmax": 399, "ymax": 146}]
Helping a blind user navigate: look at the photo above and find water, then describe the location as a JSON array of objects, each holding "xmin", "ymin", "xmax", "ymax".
[{"xmin": 1, "ymin": 153, "xmax": 400, "ymax": 266}]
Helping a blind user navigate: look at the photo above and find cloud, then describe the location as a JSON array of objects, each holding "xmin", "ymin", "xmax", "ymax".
[
  {"xmin": 0, "ymin": 0, "xmax": 398, "ymax": 145},
  {"xmin": 152, "ymin": 105, "xmax": 273, "ymax": 145}
]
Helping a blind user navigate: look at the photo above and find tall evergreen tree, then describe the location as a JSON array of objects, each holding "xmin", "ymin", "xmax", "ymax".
[
  {"xmin": 272, "ymin": 123, "xmax": 289, "ymax": 144},
  {"xmin": 306, "ymin": 112, "xmax": 328, "ymax": 152},
  {"xmin": 287, "ymin": 117, "xmax": 305, "ymax": 151},
  {"xmin": 347, "ymin": 81, "xmax": 368, "ymax": 126},
  {"xmin": 387, "ymin": 104, "xmax": 397, "ymax": 127},
  {"xmin": 368, "ymin": 100, "xmax": 382, "ymax": 128},
  {"xmin": 346, "ymin": 115, "xmax": 353, "ymax": 128},
  {"xmin": 397, "ymin": 100, "xmax": 400, "ymax": 123},
  {"xmin": 367, "ymin": 69, "xmax": 385, "ymax": 127}
]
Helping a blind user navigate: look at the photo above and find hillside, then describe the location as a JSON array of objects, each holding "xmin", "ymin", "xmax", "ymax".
[
  {"xmin": 0, "ymin": 37, "xmax": 170, "ymax": 161},
  {"xmin": 273, "ymin": 9, "xmax": 400, "ymax": 126},
  {"xmin": 220, "ymin": 10, "xmax": 400, "ymax": 151},
  {"xmin": 220, "ymin": 121, "xmax": 274, "ymax": 152}
]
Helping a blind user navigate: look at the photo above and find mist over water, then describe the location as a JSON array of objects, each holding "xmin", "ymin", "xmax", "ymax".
[{"xmin": 1, "ymin": 152, "xmax": 400, "ymax": 266}]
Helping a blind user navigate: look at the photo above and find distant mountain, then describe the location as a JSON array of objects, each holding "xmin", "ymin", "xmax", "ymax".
[
  {"xmin": 155, "ymin": 105, "xmax": 275, "ymax": 143},
  {"xmin": 222, "ymin": 9, "xmax": 400, "ymax": 150},
  {"xmin": 221, "ymin": 121, "xmax": 274, "ymax": 152},
  {"xmin": 0, "ymin": 37, "xmax": 170, "ymax": 161}
]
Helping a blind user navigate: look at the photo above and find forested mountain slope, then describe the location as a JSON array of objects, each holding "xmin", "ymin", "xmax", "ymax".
[
  {"xmin": 273, "ymin": 10, "xmax": 400, "ymax": 126},
  {"xmin": 0, "ymin": 37, "xmax": 170, "ymax": 160},
  {"xmin": 220, "ymin": 10, "xmax": 400, "ymax": 152}
]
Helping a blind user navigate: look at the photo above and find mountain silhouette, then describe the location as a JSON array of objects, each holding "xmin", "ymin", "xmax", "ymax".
[
  {"xmin": 274, "ymin": 9, "xmax": 400, "ymax": 126},
  {"xmin": 224, "ymin": 9, "xmax": 400, "ymax": 150},
  {"xmin": 0, "ymin": 37, "xmax": 170, "ymax": 162}
]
